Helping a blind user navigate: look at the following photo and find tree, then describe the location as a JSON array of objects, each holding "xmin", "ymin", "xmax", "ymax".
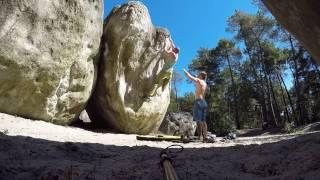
[
  {"xmin": 227, "ymin": 10, "xmax": 280, "ymax": 128},
  {"xmin": 185, "ymin": 2, "xmax": 320, "ymax": 133},
  {"xmin": 171, "ymin": 70, "xmax": 183, "ymax": 110},
  {"xmin": 179, "ymin": 92, "xmax": 195, "ymax": 113},
  {"xmin": 213, "ymin": 39, "xmax": 242, "ymax": 129}
]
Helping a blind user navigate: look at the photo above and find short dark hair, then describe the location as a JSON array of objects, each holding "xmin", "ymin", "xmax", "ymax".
[{"xmin": 199, "ymin": 71, "xmax": 207, "ymax": 80}]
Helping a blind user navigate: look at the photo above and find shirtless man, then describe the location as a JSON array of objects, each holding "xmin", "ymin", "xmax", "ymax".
[{"xmin": 183, "ymin": 69, "xmax": 208, "ymax": 142}]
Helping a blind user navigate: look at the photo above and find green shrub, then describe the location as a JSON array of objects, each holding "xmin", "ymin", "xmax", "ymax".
[{"xmin": 208, "ymin": 113, "xmax": 236, "ymax": 136}]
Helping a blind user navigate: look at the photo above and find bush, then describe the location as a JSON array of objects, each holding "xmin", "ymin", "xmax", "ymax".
[
  {"xmin": 208, "ymin": 113, "xmax": 236, "ymax": 136},
  {"xmin": 284, "ymin": 121, "xmax": 295, "ymax": 133}
]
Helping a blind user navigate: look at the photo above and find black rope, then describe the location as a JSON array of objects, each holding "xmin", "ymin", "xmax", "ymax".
[{"xmin": 160, "ymin": 145, "xmax": 184, "ymax": 167}]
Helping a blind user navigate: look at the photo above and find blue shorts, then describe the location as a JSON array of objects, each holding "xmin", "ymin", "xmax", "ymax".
[{"xmin": 193, "ymin": 99, "xmax": 208, "ymax": 122}]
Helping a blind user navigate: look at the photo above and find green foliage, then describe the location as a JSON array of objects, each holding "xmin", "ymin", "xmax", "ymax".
[
  {"xmin": 284, "ymin": 121, "xmax": 295, "ymax": 133},
  {"xmin": 170, "ymin": 70, "xmax": 183, "ymax": 111},
  {"xmin": 211, "ymin": 113, "xmax": 236, "ymax": 136},
  {"xmin": 179, "ymin": 92, "xmax": 195, "ymax": 113},
  {"xmin": 167, "ymin": 90, "xmax": 179, "ymax": 112},
  {"xmin": 169, "ymin": 2, "xmax": 320, "ymax": 133},
  {"xmin": 186, "ymin": 4, "xmax": 320, "ymax": 133},
  {"xmin": 168, "ymin": 90, "xmax": 194, "ymax": 113}
]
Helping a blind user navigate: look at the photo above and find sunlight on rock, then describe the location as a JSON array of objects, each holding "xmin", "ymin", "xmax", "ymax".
[{"xmin": 89, "ymin": 1, "xmax": 178, "ymax": 134}]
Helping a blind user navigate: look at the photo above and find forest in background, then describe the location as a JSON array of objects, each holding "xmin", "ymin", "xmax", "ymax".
[{"xmin": 168, "ymin": 1, "xmax": 320, "ymax": 136}]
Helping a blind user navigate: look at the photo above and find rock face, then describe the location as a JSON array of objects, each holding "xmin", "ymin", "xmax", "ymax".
[
  {"xmin": 159, "ymin": 112, "xmax": 197, "ymax": 136},
  {"xmin": 262, "ymin": 0, "xmax": 320, "ymax": 64},
  {"xmin": 0, "ymin": 0, "xmax": 103, "ymax": 124},
  {"xmin": 90, "ymin": 1, "xmax": 178, "ymax": 134}
]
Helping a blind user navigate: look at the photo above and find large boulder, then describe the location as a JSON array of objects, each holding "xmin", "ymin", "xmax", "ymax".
[
  {"xmin": 89, "ymin": 1, "xmax": 178, "ymax": 134},
  {"xmin": 262, "ymin": 0, "xmax": 320, "ymax": 64},
  {"xmin": 0, "ymin": 0, "xmax": 103, "ymax": 124},
  {"xmin": 159, "ymin": 112, "xmax": 197, "ymax": 136}
]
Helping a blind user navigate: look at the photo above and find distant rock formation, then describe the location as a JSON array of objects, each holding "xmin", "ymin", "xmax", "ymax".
[
  {"xmin": 0, "ymin": 0, "xmax": 103, "ymax": 124},
  {"xmin": 89, "ymin": 1, "xmax": 178, "ymax": 134},
  {"xmin": 159, "ymin": 112, "xmax": 197, "ymax": 136},
  {"xmin": 263, "ymin": 0, "xmax": 320, "ymax": 64}
]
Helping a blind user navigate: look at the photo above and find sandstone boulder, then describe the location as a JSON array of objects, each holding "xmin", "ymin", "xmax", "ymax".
[
  {"xmin": 90, "ymin": 1, "xmax": 178, "ymax": 134},
  {"xmin": 0, "ymin": 0, "xmax": 103, "ymax": 124},
  {"xmin": 263, "ymin": 0, "xmax": 320, "ymax": 64},
  {"xmin": 159, "ymin": 112, "xmax": 197, "ymax": 136}
]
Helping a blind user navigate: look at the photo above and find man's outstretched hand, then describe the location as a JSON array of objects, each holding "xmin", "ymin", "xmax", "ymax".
[
  {"xmin": 183, "ymin": 69, "xmax": 190, "ymax": 78},
  {"xmin": 183, "ymin": 69, "xmax": 191, "ymax": 77},
  {"xmin": 183, "ymin": 69, "xmax": 197, "ymax": 82}
]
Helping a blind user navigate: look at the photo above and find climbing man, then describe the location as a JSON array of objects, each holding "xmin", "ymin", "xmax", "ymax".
[{"xmin": 183, "ymin": 69, "xmax": 208, "ymax": 142}]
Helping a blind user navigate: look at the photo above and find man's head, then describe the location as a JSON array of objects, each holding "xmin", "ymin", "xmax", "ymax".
[{"xmin": 197, "ymin": 71, "xmax": 207, "ymax": 80}]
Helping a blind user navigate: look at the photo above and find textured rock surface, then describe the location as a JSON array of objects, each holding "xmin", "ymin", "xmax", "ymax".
[
  {"xmin": 0, "ymin": 0, "xmax": 103, "ymax": 124},
  {"xmin": 263, "ymin": 0, "xmax": 320, "ymax": 64},
  {"xmin": 159, "ymin": 112, "xmax": 197, "ymax": 136},
  {"xmin": 90, "ymin": 1, "xmax": 178, "ymax": 134}
]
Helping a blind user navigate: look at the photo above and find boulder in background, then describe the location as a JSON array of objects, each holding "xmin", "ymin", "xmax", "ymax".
[
  {"xmin": 159, "ymin": 112, "xmax": 197, "ymax": 136},
  {"xmin": 89, "ymin": 1, "xmax": 178, "ymax": 134},
  {"xmin": 0, "ymin": 0, "xmax": 103, "ymax": 124}
]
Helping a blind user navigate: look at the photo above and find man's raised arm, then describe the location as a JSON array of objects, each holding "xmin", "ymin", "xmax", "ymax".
[{"xmin": 183, "ymin": 69, "xmax": 198, "ymax": 82}]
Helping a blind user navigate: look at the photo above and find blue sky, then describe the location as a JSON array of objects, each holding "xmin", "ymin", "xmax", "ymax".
[{"xmin": 103, "ymin": 0, "xmax": 260, "ymax": 96}]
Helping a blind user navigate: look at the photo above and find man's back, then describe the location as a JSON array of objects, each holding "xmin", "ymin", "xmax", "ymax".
[{"xmin": 195, "ymin": 79, "xmax": 207, "ymax": 99}]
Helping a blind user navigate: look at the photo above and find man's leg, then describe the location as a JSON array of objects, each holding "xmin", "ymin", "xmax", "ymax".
[
  {"xmin": 202, "ymin": 121, "xmax": 208, "ymax": 142},
  {"xmin": 193, "ymin": 102, "xmax": 197, "ymax": 137},
  {"xmin": 201, "ymin": 102, "xmax": 208, "ymax": 142},
  {"xmin": 197, "ymin": 122, "xmax": 202, "ymax": 140},
  {"xmin": 194, "ymin": 100, "xmax": 203, "ymax": 140},
  {"xmin": 200, "ymin": 121, "xmax": 205, "ymax": 141}
]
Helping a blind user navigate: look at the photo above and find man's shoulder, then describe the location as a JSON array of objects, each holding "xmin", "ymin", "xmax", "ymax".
[
  {"xmin": 199, "ymin": 79, "xmax": 207, "ymax": 85},
  {"xmin": 193, "ymin": 78, "xmax": 201, "ymax": 83}
]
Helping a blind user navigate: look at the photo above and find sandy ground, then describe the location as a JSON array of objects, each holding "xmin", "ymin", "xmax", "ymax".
[{"xmin": 1, "ymin": 113, "xmax": 320, "ymax": 179}]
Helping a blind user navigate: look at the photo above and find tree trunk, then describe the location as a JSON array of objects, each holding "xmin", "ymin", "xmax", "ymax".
[
  {"xmin": 289, "ymin": 35, "xmax": 304, "ymax": 126},
  {"xmin": 256, "ymin": 38, "xmax": 278, "ymax": 128},
  {"xmin": 173, "ymin": 81, "xmax": 179, "ymax": 111},
  {"xmin": 278, "ymin": 75, "xmax": 291, "ymax": 124},
  {"xmin": 268, "ymin": 74, "xmax": 282, "ymax": 125},
  {"xmin": 265, "ymin": 74, "xmax": 278, "ymax": 127},
  {"xmin": 226, "ymin": 55, "xmax": 241, "ymax": 129},
  {"xmin": 277, "ymin": 72, "xmax": 295, "ymax": 122},
  {"xmin": 244, "ymin": 43, "xmax": 269, "ymax": 127},
  {"xmin": 279, "ymin": 69, "xmax": 299, "ymax": 122}
]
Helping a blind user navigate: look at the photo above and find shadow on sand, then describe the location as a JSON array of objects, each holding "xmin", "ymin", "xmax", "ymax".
[{"xmin": 0, "ymin": 132, "xmax": 319, "ymax": 180}]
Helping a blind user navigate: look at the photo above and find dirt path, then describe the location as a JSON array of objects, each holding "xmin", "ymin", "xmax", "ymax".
[{"xmin": 1, "ymin": 113, "xmax": 320, "ymax": 179}]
